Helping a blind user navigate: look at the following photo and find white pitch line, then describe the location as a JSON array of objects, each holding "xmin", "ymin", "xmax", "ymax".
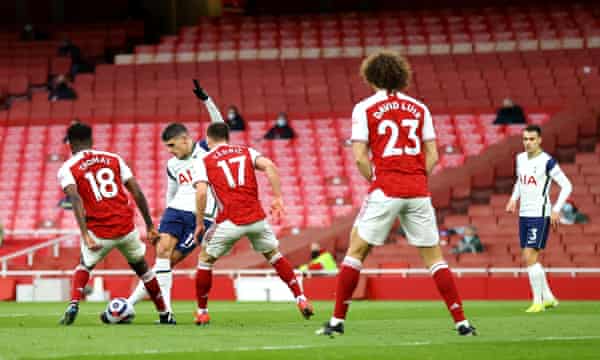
[{"xmin": 23, "ymin": 336, "xmax": 600, "ymax": 359}]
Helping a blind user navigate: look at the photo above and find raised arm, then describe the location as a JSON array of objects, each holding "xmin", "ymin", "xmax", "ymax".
[{"xmin": 193, "ymin": 79, "xmax": 224, "ymax": 124}]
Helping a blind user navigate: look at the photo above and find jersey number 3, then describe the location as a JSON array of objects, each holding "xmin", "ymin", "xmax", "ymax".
[
  {"xmin": 84, "ymin": 168, "xmax": 118, "ymax": 201},
  {"xmin": 218, "ymin": 155, "xmax": 246, "ymax": 188},
  {"xmin": 378, "ymin": 119, "xmax": 420, "ymax": 157}
]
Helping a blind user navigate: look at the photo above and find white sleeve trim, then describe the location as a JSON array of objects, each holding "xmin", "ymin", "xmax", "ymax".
[
  {"xmin": 118, "ymin": 156, "xmax": 133, "ymax": 183},
  {"xmin": 351, "ymin": 103, "xmax": 369, "ymax": 142},
  {"xmin": 422, "ymin": 107, "xmax": 436, "ymax": 141},
  {"xmin": 551, "ymin": 166, "xmax": 573, "ymax": 213},
  {"xmin": 191, "ymin": 159, "xmax": 208, "ymax": 185},
  {"xmin": 57, "ymin": 165, "xmax": 76, "ymax": 190},
  {"xmin": 204, "ymin": 97, "xmax": 224, "ymax": 124}
]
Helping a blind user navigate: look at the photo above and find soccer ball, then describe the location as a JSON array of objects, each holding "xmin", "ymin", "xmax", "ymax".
[{"xmin": 101, "ymin": 298, "xmax": 135, "ymax": 324}]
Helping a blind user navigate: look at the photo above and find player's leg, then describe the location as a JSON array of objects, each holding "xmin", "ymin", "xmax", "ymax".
[
  {"xmin": 60, "ymin": 232, "xmax": 112, "ymax": 325},
  {"xmin": 194, "ymin": 221, "xmax": 236, "ymax": 326},
  {"xmin": 521, "ymin": 217, "xmax": 555, "ymax": 312},
  {"xmin": 253, "ymin": 221, "xmax": 314, "ymax": 319},
  {"xmin": 318, "ymin": 190, "xmax": 393, "ymax": 336},
  {"xmin": 195, "ymin": 248, "xmax": 217, "ymax": 325},
  {"xmin": 405, "ymin": 197, "xmax": 475, "ymax": 336},
  {"xmin": 117, "ymin": 229, "xmax": 171, "ymax": 323}
]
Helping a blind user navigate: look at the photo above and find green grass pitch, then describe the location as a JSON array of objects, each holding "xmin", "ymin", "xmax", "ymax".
[{"xmin": 1, "ymin": 301, "xmax": 599, "ymax": 360}]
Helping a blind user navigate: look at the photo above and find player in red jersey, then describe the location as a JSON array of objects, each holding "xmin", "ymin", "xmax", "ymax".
[
  {"xmin": 57, "ymin": 123, "xmax": 172, "ymax": 325},
  {"xmin": 191, "ymin": 122, "xmax": 314, "ymax": 325},
  {"xmin": 317, "ymin": 51, "xmax": 476, "ymax": 336}
]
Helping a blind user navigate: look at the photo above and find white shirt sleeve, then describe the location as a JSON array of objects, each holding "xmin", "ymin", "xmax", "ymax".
[
  {"xmin": 550, "ymin": 164, "xmax": 573, "ymax": 212},
  {"xmin": 204, "ymin": 97, "xmax": 224, "ymax": 124},
  {"xmin": 351, "ymin": 103, "xmax": 369, "ymax": 142},
  {"xmin": 422, "ymin": 107, "xmax": 436, "ymax": 141},
  {"xmin": 57, "ymin": 164, "xmax": 76, "ymax": 190},
  {"xmin": 117, "ymin": 156, "xmax": 133, "ymax": 183},
  {"xmin": 249, "ymin": 147, "xmax": 262, "ymax": 167},
  {"xmin": 510, "ymin": 156, "xmax": 520, "ymax": 201},
  {"xmin": 191, "ymin": 159, "xmax": 208, "ymax": 185},
  {"xmin": 165, "ymin": 166, "xmax": 177, "ymax": 205}
]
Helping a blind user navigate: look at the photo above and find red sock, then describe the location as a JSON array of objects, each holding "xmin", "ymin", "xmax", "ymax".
[
  {"xmin": 196, "ymin": 265, "xmax": 213, "ymax": 309},
  {"xmin": 70, "ymin": 265, "xmax": 90, "ymax": 303},
  {"xmin": 270, "ymin": 254, "xmax": 302, "ymax": 298},
  {"xmin": 333, "ymin": 257, "xmax": 362, "ymax": 319},
  {"xmin": 431, "ymin": 262, "xmax": 466, "ymax": 323},
  {"xmin": 142, "ymin": 273, "xmax": 166, "ymax": 312}
]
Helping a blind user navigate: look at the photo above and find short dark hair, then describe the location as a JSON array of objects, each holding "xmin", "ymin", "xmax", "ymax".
[
  {"xmin": 207, "ymin": 122, "xmax": 230, "ymax": 142},
  {"xmin": 360, "ymin": 50, "xmax": 411, "ymax": 92},
  {"xmin": 524, "ymin": 124, "xmax": 542, "ymax": 136},
  {"xmin": 66, "ymin": 122, "xmax": 92, "ymax": 144},
  {"xmin": 162, "ymin": 123, "xmax": 188, "ymax": 142}
]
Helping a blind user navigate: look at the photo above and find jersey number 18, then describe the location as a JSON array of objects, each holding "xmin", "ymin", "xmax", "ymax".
[{"xmin": 84, "ymin": 168, "xmax": 118, "ymax": 201}]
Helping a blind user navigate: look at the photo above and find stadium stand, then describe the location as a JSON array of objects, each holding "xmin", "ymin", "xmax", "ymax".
[{"xmin": 0, "ymin": 3, "xmax": 599, "ymax": 272}]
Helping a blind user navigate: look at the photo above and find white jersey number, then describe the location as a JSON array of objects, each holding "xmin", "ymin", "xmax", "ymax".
[
  {"xmin": 217, "ymin": 156, "xmax": 246, "ymax": 188},
  {"xmin": 378, "ymin": 119, "xmax": 421, "ymax": 157},
  {"xmin": 84, "ymin": 168, "xmax": 118, "ymax": 201}
]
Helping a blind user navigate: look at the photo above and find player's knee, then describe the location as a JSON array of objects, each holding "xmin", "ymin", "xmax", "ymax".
[
  {"xmin": 128, "ymin": 259, "xmax": 149, "ymax": 276},
  {"xmin": 198, "ymin": 251, "xmax": 216, "ymax": 264},
  {"xmin": 156, "ymin": 237, "xmax": 176, "ymax": 258},
  {"xmin": 262, "ymin": 249, "xmax": 279, "ymax": 261}
]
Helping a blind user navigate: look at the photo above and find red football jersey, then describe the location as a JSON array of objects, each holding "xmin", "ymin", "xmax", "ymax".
[
  {"xmin": 194, "ymin": 144, "xmax": 266, "ymax": 225},
  {"xmin": 351, "ymin": 90, "xmax": 436, "ymax": 198},
  {"xmin": 57, "ymin": 149, "xmax": 135, "ymax": 238}
]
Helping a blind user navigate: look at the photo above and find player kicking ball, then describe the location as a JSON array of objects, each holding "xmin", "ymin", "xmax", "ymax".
[
  {"xmin": 191, "ymin": 122, "xmax": 314, "ymax": 325},
  {"xmin": 505, "ymin": 124, "xmax": 572, "ymax": 313},
  {"xmin": 57, "ymin": 123, "xmax": 169, "ymax": 325},
  {"xmin": 126, "ymin": 81, "xmax": 222, "ymax": 324},
  {"xmin": 317, "ymin": 50, "xmax": 476, "ymax": 337}
]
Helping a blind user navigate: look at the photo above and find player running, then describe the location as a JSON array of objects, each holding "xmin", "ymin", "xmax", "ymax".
[
  {"xmin": 505, "ymin": 124, "xmax": 572, "ymax": 313},
  {"xmin": 191, "ymin": 122, "xmax": 314, "ymax": 325},
  {"xmin": 126, "ymin": 81, "xmax": 222, "ymax": 323},
  {"xmin": 57, "ymin": 123, "xmax": 168, "ymax": 325},
  {"xmin": 317, "ymin": 50, "xmax": 476, "ymax": 337}
]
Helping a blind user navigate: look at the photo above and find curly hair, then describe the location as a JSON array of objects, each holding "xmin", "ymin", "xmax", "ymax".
[{"xmin": 360, "ymin": 50, "xmax": 411, "ymax": 92}]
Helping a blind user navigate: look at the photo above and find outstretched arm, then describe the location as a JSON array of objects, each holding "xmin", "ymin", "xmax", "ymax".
[{"xmin": 193, "ymin": 79, "xmax": 224, "ymax": 124}]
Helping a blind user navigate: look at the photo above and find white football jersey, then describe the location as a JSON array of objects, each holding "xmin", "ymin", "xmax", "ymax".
[
  {"xmin": 165, "ymin": 141, "xmax": 217, "ymax": 220},
  {"xmin": 511, "ymin": 151, "xmax": 572, "ymax": 217},
  {"xmin": 164, "ymin": 97, "xmax": 223, "ymax": 221}
]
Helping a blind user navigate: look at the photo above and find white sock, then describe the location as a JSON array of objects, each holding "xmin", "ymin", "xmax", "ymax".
[
  {"xmin": 154, "ymin": 258, "xmax": 173, "ymax": 313},
  {"xmin": 197, "ymin": 308, "xmax": 208, "ymax": 315},
  {"xmin": 537, "ymin": 263, "xmax": 555, "ymax": 301},
  {"xmin": 455, "ymin": 319, "xmax": 470, "ymax": 329},
  {"xmin": 127, "ymin": 279, "xmax": 148, "ymax": 305},
  {"xmin": 527, "ymin": 263, "xmax": 544, "ymax": 304},
  {"xmin": 329, "ymin": 317, "xmax": 344, "ymax": 326}
]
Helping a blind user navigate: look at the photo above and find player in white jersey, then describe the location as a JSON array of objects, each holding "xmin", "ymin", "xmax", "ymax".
[
  {"xmin": 505, "ymin": 124, "xmax": 572, "ymax": 313},
  {"xmin": 127, "ymin": 81, "xmax": 222, "ymax": 322}
]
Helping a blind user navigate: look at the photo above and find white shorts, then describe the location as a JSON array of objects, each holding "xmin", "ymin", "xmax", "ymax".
[
  {"xmin": 354, "ymin": 189, "xmax": 440, "ymax": 247},
  {"xmin": 80, "ymin": 229, "xmax": 146, "ymax": 268},
  {"xmin": 203, "ymin": 220, "xmax": 279, "ymax": 259}
]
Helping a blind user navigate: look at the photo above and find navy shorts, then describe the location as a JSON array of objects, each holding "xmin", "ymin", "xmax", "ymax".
[
  {"xmin": 158, "ymin": 208, "xmax": 213, "ymax": 256},
  {"xmin": 519, "ymin": 217, "xmax": 550, "ymax": 249}
]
